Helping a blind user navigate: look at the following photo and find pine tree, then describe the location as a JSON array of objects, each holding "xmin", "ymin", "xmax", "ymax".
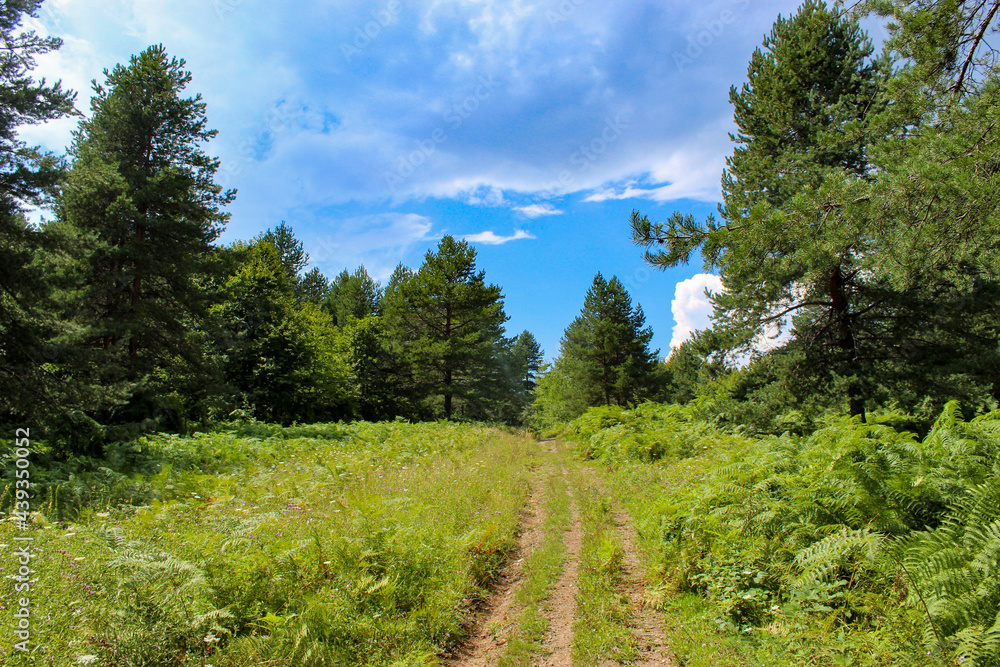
[
  {"xmin": 258, "ymin": 221, "xmax": 308, "ymax": 282},
  {"xmin": 506, "ymin": 330, "xmax": 543, "ymax": 395},
  {"xmin": 0, "ymin": 0, "xmax": 77, "ymax": 425},
  {"xmin": 298, "ymin": 267, "xmax": 330, "ymax": 304},
  {"xmin": 560, "ymin": 273, "xmax": 658, "ymax": 408},
  {"xmin": 61, "ymin": 45, "xmax": 234, "ymax": 395},
  {"xmin": 384, "ymin": 236, "xmax": 508, "ymax": 419},
  {"xmin": 323, "ymin": 266, "xmax": 382, "ymax": 326},
  {"xmin": 631, "ymin": 1, "xmax": 886, "ymax": 417}
]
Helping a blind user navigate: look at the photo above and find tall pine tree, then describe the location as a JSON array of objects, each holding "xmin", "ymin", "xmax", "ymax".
[
  {"xmin": 384, "ymin": 236, "xmax": 507, "ymax": 419},
  {"xmin": 61, "ymin": 45, "xmax": 234, "ymax": 407},
  {"xmin": 631, "ymin": 0, "xmax": 886, "ymax": 417},
  {"xmin": 0, "ymin": 0, "xmax": 77, "ymax": 426}
]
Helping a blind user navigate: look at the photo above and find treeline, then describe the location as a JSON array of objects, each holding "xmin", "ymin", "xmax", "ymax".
[
  {"xmin": 534, "ymin": 0, "xmax": 1000, "ymax": 434},
  {"xmin": 621, "ymin": 0, "xmax": 1000, "ymax": 435},
  {"xmin": 0, "ymin": 8, "xmax": 545, "ymax": 452}
]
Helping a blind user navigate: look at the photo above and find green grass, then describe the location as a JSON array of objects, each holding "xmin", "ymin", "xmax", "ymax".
[
  {"xmin": 497, "ymin": 453, "xmax": 573, "ymax": 667},
  {"xmin": 571, "ymin": 465, "xmax": 636, "ymax": 665},
  {"xmin": 0, "ymin": 422, "xmax": 537, "ymax": 666}
]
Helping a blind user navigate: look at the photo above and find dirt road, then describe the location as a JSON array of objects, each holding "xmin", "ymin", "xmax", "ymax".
[{"xmin": 447, "ymin": 440, "xmax": 673, "ymax": 667}]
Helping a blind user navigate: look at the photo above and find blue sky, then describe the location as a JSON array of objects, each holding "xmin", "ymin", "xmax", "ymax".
[{"xmin": 21, "ymin": 0, "xmax": 876, "ymax": 360}]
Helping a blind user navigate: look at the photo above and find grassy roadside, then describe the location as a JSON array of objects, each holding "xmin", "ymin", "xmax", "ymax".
[
  {"xmin": 496, "ymin": 452, "xmax": 572, "ymax": 666},
  {"xmin": 0, "ymin": 422, "xmax": 537, "ymax": 667},
  {"xmin": 570, "ymin": 463, "xmax": 636, "ymax": 666},
  {"xmin": 596, "ymin": 456, "xmax": 923, "ymax": 667}
]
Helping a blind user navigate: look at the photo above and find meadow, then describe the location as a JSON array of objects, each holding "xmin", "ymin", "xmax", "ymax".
[{"xmin": 0, "ymin": 422, "xmax": 537, "ymax": 666}]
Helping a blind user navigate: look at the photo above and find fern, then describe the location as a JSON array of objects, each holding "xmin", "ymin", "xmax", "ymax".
[{"xmin": 901, "ymin": 476, "xmax": 1000, "ymax": 666}]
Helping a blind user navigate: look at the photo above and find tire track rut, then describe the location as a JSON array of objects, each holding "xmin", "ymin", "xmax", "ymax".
[{"xmin": 445, "ymin": 483, "xmax": 546, "ymax": 666}]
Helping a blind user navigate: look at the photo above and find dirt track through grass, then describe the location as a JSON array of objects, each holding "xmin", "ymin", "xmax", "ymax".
[
  {"xmin": 534, "ymin": 466, "xmax": 582, "ymax": 666},
  {"xmin": 448, "ymin": 440, "xmax": 671, "ymax": 667},
  {"xmin": 445, "ymin": 484, "xmax": 547, "ymax": 666}
]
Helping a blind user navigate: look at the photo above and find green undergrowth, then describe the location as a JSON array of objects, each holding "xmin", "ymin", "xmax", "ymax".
[
  {"xmin": 497, "ymin": 457, "xmax": 572, "ymax": 667},
  {"xmin": 571, "ymin": 466, "xmax": 635, "ymax": 665},
  {"xmin": 568, "ymin": 402, "xmax": 1000, "ymax": 667},
  {"xmin": 0, "ymin": 422, "xmax": 535, "ymax": 666}
]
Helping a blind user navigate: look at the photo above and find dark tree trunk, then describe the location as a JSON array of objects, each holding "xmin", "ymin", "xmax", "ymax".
[
  {"xmin": 829, "ymin": 264, "xmax": 865, "ymax": 420},
  {"xmin": 128, "ymin": 222, "xmax": 145, "ymax": 360}
]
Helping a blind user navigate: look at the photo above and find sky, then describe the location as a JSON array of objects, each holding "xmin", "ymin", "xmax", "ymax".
[{"xmin": 19, "ymin": 0, "xmax": 875, "ymax": 361}]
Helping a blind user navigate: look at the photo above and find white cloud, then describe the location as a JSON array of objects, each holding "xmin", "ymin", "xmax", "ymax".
[
  {"xmin": 670, "ymin": 273, "xmax": 723, "ymax": 350},
  {"xmin": 308, "ymin": 213, "xmax": 435, "ymax": 281},
  {"xmin": 461, "ymin": 185, "xmax": 506, "ymax": 207},
  {"xmin": 670, "ymin": 273, "xmax": 796, "ymax": 366},
  {"xmin": 514, "ymin": 203, "xmax": 562, "ymax": 218},
  {"xmin": 462, "ymin": 229, "xmax": 535, "ymax": 245}
]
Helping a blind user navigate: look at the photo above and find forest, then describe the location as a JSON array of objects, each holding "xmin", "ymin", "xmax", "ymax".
[{"xmin": 1, "ymin": 0, "xmax": 999, "ymax": 665}]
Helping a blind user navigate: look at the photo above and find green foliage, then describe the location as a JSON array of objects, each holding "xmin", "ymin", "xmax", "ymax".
[
  {"xmin": 257, "ymin": 221, "xmax": 308, "ymax": 283},
  {"xmin": 630, "ymin": 0, "xmax": 878, "ymax": 417},
  {"xmin": 570, "ymin": 400, "xmax": 1000, "ymax": 665},
  {"xmin": 532, "ymin": 274, "xmax": 660, "ymax": 429},
  {"xmin": 0, "ymin": 0, "xmax": 78, "ymax": 428},
  {"xmin": 323, "ymin": 265, "xmax": 382, "ymax": 326},
  {"xmin": 212, "ymin": 241, "xmax": 352, "ymax": 424},
  {"xmin": 383, "ymin": 236, "xmax": 509, "ymax": 420},
  {"xmin": 561, "ymin": 273, "xmax": 659, "ymax": 408}
]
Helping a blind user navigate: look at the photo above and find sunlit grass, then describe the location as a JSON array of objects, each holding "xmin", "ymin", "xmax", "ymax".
[{"xmin": 0, "ymin": 422, "xmax": 537, "ymax": 666}]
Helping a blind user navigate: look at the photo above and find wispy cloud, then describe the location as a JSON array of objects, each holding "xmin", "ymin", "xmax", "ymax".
[
  {"xmin": 309, "ymin": 213, "xmax": 435, "ymax": 281},
  {"xmin": 514, "ymin": 203, "xmax": 563, "ymax": 218},
  {"xmin": 462, "ymin": 229, "xmax": 536, "ymax": 245}
]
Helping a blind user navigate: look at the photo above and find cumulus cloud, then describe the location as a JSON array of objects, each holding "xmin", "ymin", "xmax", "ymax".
[
  {"xmin": 514, "ymin": 203, "xmax": 562, "ymax": 218},
  {"xmin": 670, "ymin": 273, "xmax": 723, "ymax": 350},
  {"xmin": 461, "ymin": 229, "xmax": 536, "ymax": 245},
  {"xmin": 17, "ymin": 0, "xmax": 811, "ymax": 261},
  {"xmin": 670, "ymin": 273, "xmax": 796, "ymax": 365}
]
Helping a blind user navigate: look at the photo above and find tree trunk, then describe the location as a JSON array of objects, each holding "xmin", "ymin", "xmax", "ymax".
[
  {"xmin": 128, "ymin": 222, "xmax": 145, "ymax": 360},
  {"xmin": 444, "ymin": 302, "xmax": 452, "ymax": 419},
  {"xmin": 829, "ymin": 264, "xmax": 865, "ymax": 420}
]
